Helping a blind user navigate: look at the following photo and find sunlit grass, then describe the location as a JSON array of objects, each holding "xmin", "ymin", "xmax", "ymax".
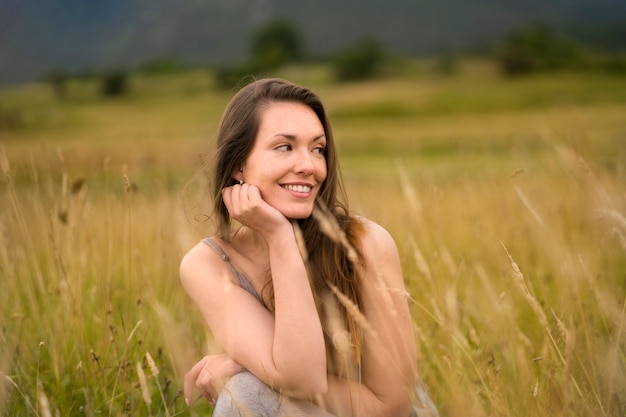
[{"xmin": 1, "ymin": 61, "xmax": 625, "ymax": 416}]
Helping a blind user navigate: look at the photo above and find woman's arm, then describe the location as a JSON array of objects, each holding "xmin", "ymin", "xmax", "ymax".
[
  {"xmin": 316, "ymin": 220, "xmax": 418, "ymax": 417},
  {"xmin": 180, "ymin": 184, "xmax": 327, "ymax": 399}
]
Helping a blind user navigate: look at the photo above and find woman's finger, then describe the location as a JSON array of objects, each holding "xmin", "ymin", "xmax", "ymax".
[
  {"xmin": 223, "ymin": 184, "xmax": 245, "ymax": 217},
  {"xmin": 197, "ymin": 368, "xmax": 218, "ymax": 402},
  {"xmin": 184, "ymin": 354, "xmax": 244, "ymax": 407},
  {"xmin": 183, "ymin": 357, "xmax": 207, "ymax": 405}
]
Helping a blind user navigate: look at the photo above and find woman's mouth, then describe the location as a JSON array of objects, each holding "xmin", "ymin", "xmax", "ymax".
[{"xmin": 282, "ymin": 184, "xmax": 312, "ymax": 193}]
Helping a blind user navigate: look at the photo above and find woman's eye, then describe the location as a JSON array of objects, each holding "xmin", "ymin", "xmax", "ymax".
[
  {"xmin": 275, "ymin": 145, "xmax": 291, "ymax": 152},
  {"xmin": 313, "ymin": 146, "xmax": 326, "ymax": 155}
]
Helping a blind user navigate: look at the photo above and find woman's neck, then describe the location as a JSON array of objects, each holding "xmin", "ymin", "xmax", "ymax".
[{"xmin": 231, "ymin": 227, "xmax": 271, "ymax": 273}]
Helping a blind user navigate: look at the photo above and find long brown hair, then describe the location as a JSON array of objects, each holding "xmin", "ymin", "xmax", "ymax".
[{"xmin": 211, "ymin": 78, "xmax": 364, "ymax": 371}]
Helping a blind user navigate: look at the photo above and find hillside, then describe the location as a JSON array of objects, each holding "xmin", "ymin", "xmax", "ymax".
[{"xmin": 1, "ymin": 0, "xmax": 625, "ymax": 84}]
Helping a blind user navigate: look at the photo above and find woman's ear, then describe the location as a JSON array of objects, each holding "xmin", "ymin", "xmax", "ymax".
[{"xmin": 232, "ymin": 166, "xmax": 244, "ymax": 184}]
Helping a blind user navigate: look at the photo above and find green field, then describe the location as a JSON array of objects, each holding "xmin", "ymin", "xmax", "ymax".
[{"xmin": 1, "ymin": 60, "xmax": 625, "ymax": 416}]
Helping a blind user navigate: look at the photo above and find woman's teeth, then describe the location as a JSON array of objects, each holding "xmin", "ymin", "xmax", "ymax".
[{"xmin": 283, "ymin": 184, "xmax": 312, "ymax": 193}]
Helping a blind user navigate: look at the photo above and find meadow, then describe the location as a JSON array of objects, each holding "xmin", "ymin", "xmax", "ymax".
[{"xmin": 1, "ymin": 60, "xmax": 625, "ymax": 416}]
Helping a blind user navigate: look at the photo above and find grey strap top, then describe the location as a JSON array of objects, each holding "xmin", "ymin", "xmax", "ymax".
[{"xmin": 201, "ymin": 237, "xmax": 262, "ymax": 303}]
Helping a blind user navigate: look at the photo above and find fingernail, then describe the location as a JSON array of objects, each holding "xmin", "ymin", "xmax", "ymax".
[{"xmin": 185, "ymin": 397, "xmax": 190, "ymax": 406}]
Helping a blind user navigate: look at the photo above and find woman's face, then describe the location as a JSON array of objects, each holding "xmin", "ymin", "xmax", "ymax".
[{"xmin": 239, "ymin": 101, "xmax": 327, "ymax": 219}]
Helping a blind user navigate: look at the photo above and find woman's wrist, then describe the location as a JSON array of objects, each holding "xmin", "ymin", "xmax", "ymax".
[{"xmin": 262, "ymin": 221, "xmax": 296, "ymax": 247}]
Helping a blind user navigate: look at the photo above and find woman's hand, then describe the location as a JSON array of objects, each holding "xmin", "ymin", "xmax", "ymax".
[
  {"xmin": 184, "ymin": 354, "xmax": 244, "ymax": 406},
  {"xmin": 222, "ymin": 183, "xmax": 291, "ymax": 238}
]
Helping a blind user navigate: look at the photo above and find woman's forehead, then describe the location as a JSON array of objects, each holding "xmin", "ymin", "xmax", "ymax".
[{"xmin": 257, "ymin": 102, "xmax": 323, "ymax": 136}]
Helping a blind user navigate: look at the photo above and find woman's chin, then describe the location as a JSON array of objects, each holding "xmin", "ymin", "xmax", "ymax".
[{"xmin": 283, "ymin": 209, "xmax": 313, "ymax": 221}]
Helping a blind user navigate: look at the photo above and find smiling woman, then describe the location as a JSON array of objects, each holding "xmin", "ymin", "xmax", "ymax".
[
  {"xmin": 237, "ymin": 101, "xmax": 327, "ymax": 220},
  {"xmin": 179, "ymin": 78, "xmax": 439, "ymax": 417}
]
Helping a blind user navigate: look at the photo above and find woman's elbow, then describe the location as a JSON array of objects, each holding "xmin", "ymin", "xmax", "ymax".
[
  {"xmin": 380, "ymin": 396, "xmax": 413, "ymax": 417},
  {"xmin": 310, "ymin": 373, "xmax": 328, "ymax": 397},
  {"xmin": 282, "ymin": 372, "xmax": 327, "ymax": 399}
]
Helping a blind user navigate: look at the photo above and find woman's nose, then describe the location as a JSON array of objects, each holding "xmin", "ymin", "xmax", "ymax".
[{"xmin": 294, "ymin": 149, "xmax": 315, "ymax": 174}]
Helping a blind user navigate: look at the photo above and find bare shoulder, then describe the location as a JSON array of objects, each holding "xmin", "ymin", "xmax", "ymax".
[
  {"xmin": 358, "ymin": 218, "xmax": 400, "ymax": 264},
  {"xmin": 355, "ymin": 218, "xmax": 405, "ymax": 288},
  {"xmin": 179, "ymin": 238, "xmax": 230, "ymax": 289},
  {"xmin": 179, "ymin": 240, "xmax": 207, "ymax": 278}
]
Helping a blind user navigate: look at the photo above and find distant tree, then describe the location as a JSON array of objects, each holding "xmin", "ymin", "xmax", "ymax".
[
  {"xmin": 74, "ymin": 68, "xmax": 98, "ymax": 80},
  {"xmin": 250, "ymin": 19, "xmax": 303, "ymax": 71},
  {"xmin": 602, "ymin": 54, "xmax": 626, "ymax": 74},
  {"xmin": 212, "ymin": 18, "xmax": 302, "ymax": 90},
  {"xmin": 435, "ymin": 54, "xmax": 459, "ymax": 76},
  {"xmin": 42, "ymin": 69, "xmax": 68, "ymax": 98},
  {"xmin": 100, "ymin": 69, "xmax": 129, "ymax": 97},
  {"xmin": 0, "ymin": 106, "xmax": 23, "ymax": 130},
  {"xmin": 496, "ymin": 23, "xmax": 581, "ymax": 75},
  {"xmin": 333, "ymin": 37, "xmax": 385, "ymax": 82},
  {"xmin": 141, "ymin": 57, "xmax": 185, "ymax": 75}
]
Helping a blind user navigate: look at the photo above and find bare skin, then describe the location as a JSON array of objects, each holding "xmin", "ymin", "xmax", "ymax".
[{"xmin": 181, "ymin": 102, "xmax": 417, "ymax": 416}]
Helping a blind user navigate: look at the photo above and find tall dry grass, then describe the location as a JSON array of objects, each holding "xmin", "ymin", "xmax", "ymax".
[
  {"xmin": 0, "ymin": 147, "xmax": 211, "ymax": 416},
  {"xmin": 344, "ymin": 137, "xmax": 626, "ymax": 416},
  {"xmin": 1, "ymin": 66, "xmax": 625, "ymax": 416}
]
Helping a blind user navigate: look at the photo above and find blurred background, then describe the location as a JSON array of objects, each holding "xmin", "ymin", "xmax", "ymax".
[
  {"xmin": 1, "ymin": 0, "xmax": 626, "ymax": 86},
  {"xmin": 1, "ymin": 1, "xmax": 625, "ymax": 417}
]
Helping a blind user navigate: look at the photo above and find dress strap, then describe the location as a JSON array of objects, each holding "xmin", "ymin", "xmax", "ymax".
[
  {"xmin": 201, "ymin": 237, "xmax": 263, "ymax": 303},
  {"xmin": 201, "ymin": 237, "xmax": 230, "ymax": 261}
]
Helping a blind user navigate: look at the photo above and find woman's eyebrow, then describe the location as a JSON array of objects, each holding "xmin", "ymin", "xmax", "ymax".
[{"xmin": 272, "ymin": 133, "xmax": 326, "ymax": 141}]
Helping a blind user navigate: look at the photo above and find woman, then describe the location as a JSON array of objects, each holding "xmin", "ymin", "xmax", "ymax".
[{"xmin": 181, "ymin": 78, "xmax": 438, "ymax": 417}]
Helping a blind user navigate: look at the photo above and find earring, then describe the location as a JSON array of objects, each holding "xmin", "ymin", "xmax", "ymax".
[{"xmin": 239, "ymin": 178, "xmax": 243, "ymax": 185}]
